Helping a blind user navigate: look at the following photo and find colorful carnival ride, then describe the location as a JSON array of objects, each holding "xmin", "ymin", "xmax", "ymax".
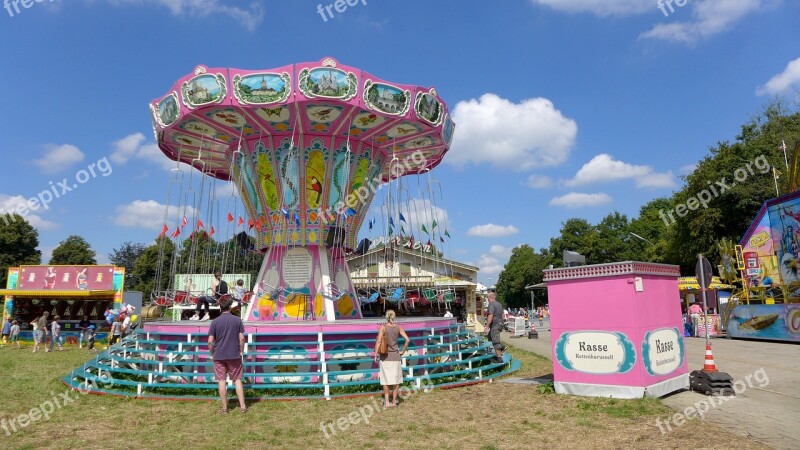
[
  {"xmin": 148, "ymin": 57, "xmax": 459, "ymax": 322},
  {"xmin": 63, "ymin": 58, "xmax": 517, "ymax": 399},
  {"xmin": 719, "ymin": 141, "xmax": 800, "ymax": 343},
  {"xmin": 723, "ymin": 192, "xmax": 800, "ymax": 342}
]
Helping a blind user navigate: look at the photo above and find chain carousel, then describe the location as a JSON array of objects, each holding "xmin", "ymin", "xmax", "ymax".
[{"xmin": 63, "ymin": 58, "xmax": 518, "ymax": 400}]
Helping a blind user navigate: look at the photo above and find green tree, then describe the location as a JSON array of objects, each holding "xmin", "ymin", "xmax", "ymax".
[
  {"xmin": 544, "ymin": 218, "xmax": 597, "ymax": 265},
  {"xmin": 177, "ymin": 231, "xmax": 218, "ymax": 275},
  {"xmin": 628, "ymin": 198, "xmax": 675, "ymax": 263},
  {"xmin": 496, "ymin": 245, "xmax": 549, "ymax": 308},
  {"xmin": 49, "ymin": 235, "xmax": 96, "ymax": 265},
  {"xmin": 132, "ymin": 237, "xmax": 176, "ymax": 295},
  {"xmin": 593, "ymin": 212, "xmax": 633, "ymax": 263},
  {"xmin": 667, "ymin": 103, "xmax": 800, "ymax": 271},
  {"xmin": 222, "ymin": 234, "xmax": 262, "ymax": 282},
  {"xmin": 109, "ymin": 241, "xmax": 146, "ymax": 289},
  {"xmin": 0, "ymin": 214, "xmax": 41, "ymax": 287}
]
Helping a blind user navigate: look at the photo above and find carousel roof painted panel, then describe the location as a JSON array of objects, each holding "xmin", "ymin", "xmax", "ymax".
[{"xmin": 150, "ymin": 57, "xmax": 455, "ymax": 181}]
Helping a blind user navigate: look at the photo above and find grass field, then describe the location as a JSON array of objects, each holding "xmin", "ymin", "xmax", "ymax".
[{"xmin": 0, "ymin": 340, "xmax": 765, "ymax": 449}]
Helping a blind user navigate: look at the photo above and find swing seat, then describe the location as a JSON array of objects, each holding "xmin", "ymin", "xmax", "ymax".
[
  {"xmin": 434, "ymin": 289, "xmax": 455, "ymax": 311},
  {"xmin": 151, "ymin": 291, "xmax": 168, "ymax": 307},
  {"xmin": 241, "ymin": 292, "xmax": 254, "ymax": 305},
  {"xmin": 172, "ymin": 291, "xmax": 188, "ymax": 306},
  {"xmin": 321, "ymin": 283, "xmax": 347, "ymax": 302},
  {"xmin": 260, "ymin": 283, "xmax": 284, "ymax": 302},
  {"xmin": 385, "ymin": 287, "xmax": 409, "ymax": 312},
  {"xmin": 422, "ymin": 288, "xmax": 437, "ymax": 306}
]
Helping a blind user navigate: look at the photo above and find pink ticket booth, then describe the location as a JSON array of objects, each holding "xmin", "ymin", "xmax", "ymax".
[{"xmin": 543, "ymin": 261, "xmax": 689, "ymax": 399}]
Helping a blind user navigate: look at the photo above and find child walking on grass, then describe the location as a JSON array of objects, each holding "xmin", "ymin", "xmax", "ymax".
[
  {"xmin": 10, "ymin": 320, "xmax": 20, "ymax": 349},
  {"xmin": 48, "ymin": 316, "xmax": 63, "ymax": 352},
  {"xmin": 2, "ymin": 317, "xmax": 11, "ymax": 347},
  {"xmin": 86, "ymin": 325, "xmax": 97, "ymax": 352}
]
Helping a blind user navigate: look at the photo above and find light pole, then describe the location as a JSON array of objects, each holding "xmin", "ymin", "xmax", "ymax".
[{"xmin": 629, "ymin": 232, "xmax": 655, "ymax": 247}]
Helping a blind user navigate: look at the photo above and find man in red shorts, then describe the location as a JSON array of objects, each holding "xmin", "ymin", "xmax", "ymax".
[{"xmin": 208, "ymin": 295, "xmax": 247, "ymax": 413}]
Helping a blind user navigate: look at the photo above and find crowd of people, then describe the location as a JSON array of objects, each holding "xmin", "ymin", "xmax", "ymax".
[
  {"xmin": 485, "ymin": 303, "xmax": 549, "ymax": 326},
  {"xmin": 513, "ymin": 306, "xmax": 549, "ymax": 323},
  {"xmin": 0, "ymin": 310, "xmax": 135, "ymax": 353}
]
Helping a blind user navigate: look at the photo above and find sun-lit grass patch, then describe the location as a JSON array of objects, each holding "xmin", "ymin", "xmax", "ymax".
[{"xmin": 0, "ymin": 340, "xmax": 768, "ymax": 449}]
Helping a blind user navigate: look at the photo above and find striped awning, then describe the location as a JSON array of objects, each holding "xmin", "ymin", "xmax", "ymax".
[
  {"xmin": 678, "ymin": 277, "xmax": 732, "ymax": 291},
  {"xmin": 0, "ymin": 290, "xmax": 117, "ymax": 297}
]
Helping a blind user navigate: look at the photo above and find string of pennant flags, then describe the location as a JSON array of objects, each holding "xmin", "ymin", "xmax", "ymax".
[
  {"xmin": 372, "ymin": 213, "xmax": 452, "ymax": 246},
  {"xmin": 157, "ymin": 210, "xmax": 359, "ymax": 239},
  {"xmin": 156, "ymin": 210, "xmax": 452, "ymax": 248}
]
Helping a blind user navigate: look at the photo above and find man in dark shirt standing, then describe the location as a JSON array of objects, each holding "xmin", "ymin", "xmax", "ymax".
[
  {"xmin": 208, "ymin": 296, "xmax": 246, "ymax": 413},
  {"xmin": 485, "ymin": 292, "xmax": 506, "ymax": 364}
]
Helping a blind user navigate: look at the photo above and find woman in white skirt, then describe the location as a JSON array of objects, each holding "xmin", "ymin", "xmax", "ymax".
[{"xmin": 374, "ymin": 310, "xmax": 409, "ymax": 407}]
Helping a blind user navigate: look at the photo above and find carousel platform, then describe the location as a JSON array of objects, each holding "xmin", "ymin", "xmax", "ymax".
[{"xmin": 62, "ymin": 316, "xmax": 518, "ymax": 400}]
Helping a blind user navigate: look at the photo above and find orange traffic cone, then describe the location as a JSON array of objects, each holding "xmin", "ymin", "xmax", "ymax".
[{"xmin": 702, "ymin": 343, "xmax": 718, "ymax": 373}]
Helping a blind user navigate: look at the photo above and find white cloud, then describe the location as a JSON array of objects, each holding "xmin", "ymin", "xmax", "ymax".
[
  {"xmin": 476, "ymin": 254, "xmax": 504, "ymax": 276},
  {"xmin": 757, "ymin": 57, "xmax": 800, "ymax": 96},
  {"xmin": 110, "ymin": 132, "xmax": 187, "ymax": 171},
  {"xmin": 475, "ymin": 245, "xmax": 515, "ymax": 275},
  {"xmin": 529, "ymin": 0, "xmax": 652, "ymax": 16},
  {"xmin": 214, "ymin": 180, "xmax": 238, "ymax": 199},
  {"xmin": 637, "ymin": 171, "xmax": 676, "ymax": 188},
  {"xmin": 680, "ymin": 164, "xmax": 697, "ymax": 175},
  {"xmin": 640, "ymin": 0, "xmax": 765, "ymax": 44},
  {"xmin": 449, "ymin": 94, "xmax": 577, "ymax": 171},
  {"xmin": 106, "ymin": 0, "xmax": 265, "ymax": 31},
  {"xmin": 549, "ymin": 192, "xmax": 612, "ymax": 208},
  {"xmin": 109, "ymin": 133, "xmax": 147, "ymax": 165},
  {"xmin": 0, "ymin": 194, "xmax": 58, "ymax": 230},
  {"xmin": 395, "ymin": 198, "xmax": 450, "ymax": 235},
  {"xmin": 467, "ymin": 224, "xmax": 520, "ymax": 238},
  {"xmin": 38, "ymin": 246, "xmax": 54, "ymax": 264},
  {"xmin": 114, "ymin": 200, "xmax": 198, "ymax": 230},
  {"xmin": 488, "ymin": 245, "xmax": 513, "ymax": 259},
  {"xmin": 530, "ymin": 0, "xmax": 771, "ymax": 44},
  {"xmin": 32, "ymin": 144, "xmax": 85, "ymax": 174},
  {"xmin": 525, "ymin": 174, "xmax": 553, "ymax": 189},
  {"xmin": 567, "ymin": 154, "xmax": 676, "ymax": 188}
]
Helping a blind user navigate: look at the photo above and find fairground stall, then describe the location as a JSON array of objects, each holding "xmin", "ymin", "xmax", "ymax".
[
  {"xmin": 1, "ymin": 265, "xmax": 125, "ymax": 342},
  {"xmin": 726, "ymin": 190, "xmax": 800, "ymax": 342},
  {"xmin": 544, "ymin": 262, "xmax": 689, "ymax": 399},
  {"xmin": 677, "ymin": 276, "xmax": 732, "ymax": 337},
  {"xmin": 347, "ymin": 243, "xmax": 476, "ymax": 320}
]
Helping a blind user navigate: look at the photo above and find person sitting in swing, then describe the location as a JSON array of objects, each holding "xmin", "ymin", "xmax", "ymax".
[{"xmin": 191, "ymin": 271, "xmax": 228, "ymax": 321}]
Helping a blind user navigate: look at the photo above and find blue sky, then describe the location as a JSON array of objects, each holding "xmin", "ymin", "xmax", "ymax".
[{"xmin": 1, "ymin": 0, "xmax": 799, "ymax": 284}]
